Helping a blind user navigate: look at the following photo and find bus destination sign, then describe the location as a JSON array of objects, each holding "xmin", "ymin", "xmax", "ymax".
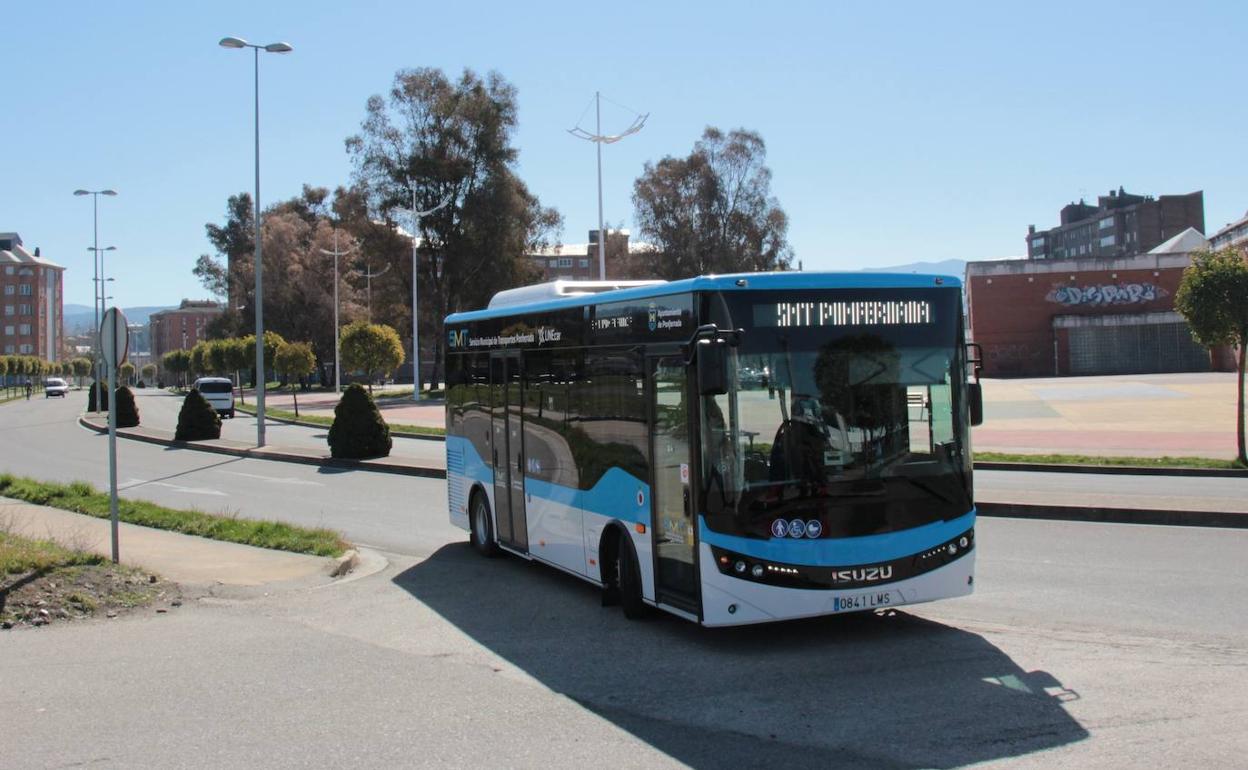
[{"xmin": 753, "ymin": 299, "xmax": 934, "ymax": 328}]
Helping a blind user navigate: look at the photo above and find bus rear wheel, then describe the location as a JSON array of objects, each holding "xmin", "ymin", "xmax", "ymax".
[{"xmin": 469, "ymin": 492, "xmax": 499, "ymax": 557}]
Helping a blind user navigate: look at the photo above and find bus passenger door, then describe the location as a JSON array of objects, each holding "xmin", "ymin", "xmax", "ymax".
[
  {"xmin": 649, "ymin": 356, "xmax": 699, "ymax": 613},
  {"xmin": 489, "ymin": 352, "xmax": 528, "ymax": 552}
]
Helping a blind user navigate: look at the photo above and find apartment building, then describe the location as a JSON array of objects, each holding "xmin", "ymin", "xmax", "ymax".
[{"xmin": 0, "ymin": 232, "xmax": 64, "ymax": 360}]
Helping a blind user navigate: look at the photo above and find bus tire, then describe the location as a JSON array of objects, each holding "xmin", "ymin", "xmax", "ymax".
[
  {"xmin": 613, "ymin": 532, "xmax": 648, "ymax": 620},
  {"xmin": 469, "ymin": 490, "xmax": 499, "ymax": 557}
]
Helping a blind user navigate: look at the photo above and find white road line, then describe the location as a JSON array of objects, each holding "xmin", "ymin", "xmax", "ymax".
[
  {"xmin": 118, "ymin": 477, "xmax": 228, "ymax": 497},
  {"xmin": 216, "ymin": 470, "xmax": 324, "ymax": 486}
]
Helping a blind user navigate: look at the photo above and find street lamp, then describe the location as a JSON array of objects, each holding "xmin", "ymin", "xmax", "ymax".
[
  {"xmin": 394, "ymin": 189, "xmax": 451, "ymax": 401},
  {"xmin": 319, "ymin": 231, "xmax": 356, "ymax": 394},
  {"xmin": 219, "ymin": 35, "xmax": 293, "ymax": 448},
  {"xmin": 567, "ymin": 92, "xmax": 648, "ymax": 279},
  {"xmin": 74, "ymin": 189, "xmax": 117, "ymax": 412}
]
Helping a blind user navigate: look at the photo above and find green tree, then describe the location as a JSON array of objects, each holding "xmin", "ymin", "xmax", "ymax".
[
  {"xmin": 345, "ymin": 67, "xmax": 561, "ymax": 390},
  {"xmin": 339, "ymin": 321, "xmax": 404, "ymax": 394},
  {"xmin": 223, "ymin": 337, "xmax": 252, "ymax": 403},
  {"xmin": 0, "ymin": 356, "xmax": 7, "ymax": 396},
  {"xmin": 141, "ymin": 363, "xmax": 157, "ymax": 384},
  {"xmin": 70, "ymin": 357, "xmax": 92, "ymax": 388},
  {"xmin": 114, "ymin": 386, "xmax": 140, "ymax": 428},
  {"xmin": 273, "ymin": 341, "xmax": 317, "ymax": 417},
  {"xmin": 193, "ymin": 193, "xmax": 254, "ymax": 306},
  {"xmin": 119, "ymin": 362, "xmax": 135, "ymax": 385},
  {"xmin": 1175, "ymin": 247, "xmax": 1248, "ymax": 465},
  {"xmin": 630, "ymin": 127, "xmax": 793, "ymax": 279},
  {"xmin": 175, "ymin": 389, "xmax": 221, "ymax": 441},
  {"xmin": 162, "ymin": 349, "xmax": 192, "ymax": 388},
  {"xmin": 190, "ymin": 341, "xmax": 211, "ymax": 377},
  {"xmin": 327, "ymin": 383, "xmax": 392, "ymax": 459},
  {"xmin": 207, "ymin": 339, "xmax": 231, "ymax": 375}
]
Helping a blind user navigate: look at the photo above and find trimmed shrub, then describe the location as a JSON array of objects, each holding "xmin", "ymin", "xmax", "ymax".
[
  {"xmin": 87, "ymin": 381, "xmax": 110, "ymax": 412},
  {"xmin": 113, "ymin": 386, "xmax": 140, "ymax": 428},
  {"xmin": 175, "ymin": 389, "xmax": 221, "ymax": 441},
  {"xmin": 328, "ymin": 383, "xmax": 392, "ymax": 459}
]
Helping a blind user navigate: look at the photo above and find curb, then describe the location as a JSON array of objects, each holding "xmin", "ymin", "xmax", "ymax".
[
  {"xmin": 973, "ymin": 461, "xmax": 1247, "ymax": 479},
  {"xmin": 329, "ymin": 549, "xmax": 359, "ymax": 577},
  {"xmin": 78, "ymin": 415, "xmax": 447, "ymax": 480},
  {"xmin": 977, "ymin": 501, "xmax": 1248, "ymax": 529}
]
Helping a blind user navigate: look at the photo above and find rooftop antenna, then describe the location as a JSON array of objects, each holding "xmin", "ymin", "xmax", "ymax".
[{"xmin": 568, "ymin": 92, "xmax": 648, "ymax": 280}]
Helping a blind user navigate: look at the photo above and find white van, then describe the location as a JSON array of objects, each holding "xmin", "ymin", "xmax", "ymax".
[{"xmin": 193, "ymin": 377, "xmax": 236, "ymax": 418}]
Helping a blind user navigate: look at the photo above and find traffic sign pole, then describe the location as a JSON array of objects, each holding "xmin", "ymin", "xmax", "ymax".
[{"xmin": 100, "ymin": 307, "xmax": 129, "ymax": 564}]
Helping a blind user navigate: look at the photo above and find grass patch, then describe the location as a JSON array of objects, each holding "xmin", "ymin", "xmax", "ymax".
[
  {"xmin": 1, "ymin": 532, "xmax": 171, "ymax": 628},
  {"xmin": 237, "ymin": 403, "xmax": 446, "ymax": 437},
  {"xmin": 0, "ymin": 531, "xmax": 105, "ymax": 575},
  {"xmin": 0, "ymin": 474, "xmax": 349, "ymax": 557},
  {"xmin": 975, "ymin": 451, "xmax": 1248, "ymax": 471}
]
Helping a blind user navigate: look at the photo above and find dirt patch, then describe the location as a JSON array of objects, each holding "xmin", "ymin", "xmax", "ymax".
[{"xmin": 1, "ymin": 540, "xmax": 182, "ymax": 630}]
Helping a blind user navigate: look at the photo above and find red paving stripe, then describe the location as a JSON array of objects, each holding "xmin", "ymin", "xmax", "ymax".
[{"xmin": 974, "ymin": 429, "xmax": 1234, "ymax": 454}]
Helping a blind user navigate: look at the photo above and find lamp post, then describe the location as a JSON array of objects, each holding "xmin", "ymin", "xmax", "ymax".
[
  {"xmin": 354, "ymin": 260, "xmax": 390, "ymax": 322},
  {"xmin": 393, "ymin": 189, "xmax": 451, "ymax": 400},
  {"xmin": 74, "ymin": 189, "xmax": 117, "ymax": 412},
  {"xmin": 319, "ymin": 231, "xmax": 356, "ymax": 394},
  {"xmin": 219, "ymin": 35, "xmax": 292, "ymax": 448},
  {"xmin": 567, "ymin": 93, "xmax": 648, "ymax": 279}
]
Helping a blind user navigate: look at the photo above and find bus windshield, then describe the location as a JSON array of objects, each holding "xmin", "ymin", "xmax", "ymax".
[{"xmin": 702, "ymin": 287, "xmax": 972, "ymax": 540}]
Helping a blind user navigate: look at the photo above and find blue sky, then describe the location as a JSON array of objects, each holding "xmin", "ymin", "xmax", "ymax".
[{"xmin": 4, "ymin": 1, "xmax": 1246, "ymax": 308}]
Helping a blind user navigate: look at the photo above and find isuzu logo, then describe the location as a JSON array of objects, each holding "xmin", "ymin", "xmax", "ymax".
[{"xmin": 830, "ymin": 565, "xmax": 893, "ymax": 584}]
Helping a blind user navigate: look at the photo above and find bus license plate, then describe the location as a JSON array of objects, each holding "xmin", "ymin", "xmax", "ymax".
[{"xmin": 832, "ymin": 591, "xmax": 895, "ymax": 612}]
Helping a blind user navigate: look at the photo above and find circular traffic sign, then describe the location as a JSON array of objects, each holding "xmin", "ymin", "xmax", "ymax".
[{"xmin": 100, "ymin": 307, "xmax": 130, "ymax": 369}]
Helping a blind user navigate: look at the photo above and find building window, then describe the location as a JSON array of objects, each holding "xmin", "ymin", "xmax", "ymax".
[
  {"xmin": 19, "ymin": 344, "xmax": 32, "ymax": 354},
  {"xmin": 18, "ymin": 284, "xmax": 32, "ymax": 296},
  {"xmin": 1099, "ymin": 235, "xmax": 1116, "ymax": 247},
  {"xmin": 18, "ymin": 268, "xmax": 32, "ymax": 276},
  {"xmin": 579, "ymin": 259, "xmax": 589, "ymax": 268},
  {"xmin": 3, "ymin": 305, "xmax": 12, "ymax": 316},
  {"xmin": 1031, "ymin": 237, "xmax": 1045, "ymax": 249},
  {"xmin": 3, "ymin": 266, "xmax": 13, "ymax": 275},
  {"xmin": 548, "ymin": 259, "xmax": 558, "ymax": 268},
  {"xmin": 3, "ymin": 325, "xmax": 12, "ymax": 336},
  {"xmin": 1099, "ymin": 217, "xmax": 1114, "ymax": 230},
  {"xmin": 558, "ymin": 258, "xmax": 573, "ymax": 268},
  {"xmin": 18, "ymin": 304, "xmax": 31, "ymax": 316},
  {"xmin": 3, "ymin": 286, "xmax": 12, "ymax": 295},
  {"xmin": 18, "ymin": 323, "xmax": 31, "ymax": 335}
]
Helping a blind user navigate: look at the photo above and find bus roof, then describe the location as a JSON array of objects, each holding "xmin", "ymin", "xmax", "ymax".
[{"xmin": 446, "ymin": 271, "xmax": 961, "ymax": 323}]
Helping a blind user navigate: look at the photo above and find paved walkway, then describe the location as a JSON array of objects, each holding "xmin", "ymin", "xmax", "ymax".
[
  {"xmin": 973, "ymin": 372, "xmax": 1243, "ymax": 459},
  {"xmin": 256, "ymin": 389, "xmax": 445, "ymax": 429},
  {"xmin": 0, "ymin": 497, "xmax": 332, "ymax": 587}
]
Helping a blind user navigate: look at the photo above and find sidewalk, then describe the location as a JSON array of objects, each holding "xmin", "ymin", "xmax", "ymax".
[
  {"xmin": 252, "ymin": 389, "xmax": 445, "ymax": 429},
  {"xmin": 0, "ymin": 497, "xmax": 333, "ymax": 587}
]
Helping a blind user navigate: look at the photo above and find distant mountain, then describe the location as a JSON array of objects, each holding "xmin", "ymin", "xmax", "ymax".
[{"xmin": 64, "ymin": 305, "xmax": 173, "ymax": 334}]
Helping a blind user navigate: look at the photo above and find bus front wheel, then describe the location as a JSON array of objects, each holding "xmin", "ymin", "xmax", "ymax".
[
  {"xmin": 469, "ymin": 491, "xmax": 499, "ymax": 557},
  {"xmin": 611, "ymin": 532, "xmax": 648, "ymax": 620}
]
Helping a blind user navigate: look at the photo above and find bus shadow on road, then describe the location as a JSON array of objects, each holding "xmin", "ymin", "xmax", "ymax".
[{"xmin": 393, "ymin": 544, "xmax": 1088, "ymax": 769}]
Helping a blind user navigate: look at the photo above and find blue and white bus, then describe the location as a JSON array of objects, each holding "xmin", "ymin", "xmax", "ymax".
[{"xmin": 444, "ymin": 272, "xmax": 983, "ymax": 626}]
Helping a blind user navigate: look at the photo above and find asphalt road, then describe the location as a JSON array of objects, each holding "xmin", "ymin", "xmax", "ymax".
[{"xmin": 2, "ymin": 394, "xmax": 1247, "ymax": 766}]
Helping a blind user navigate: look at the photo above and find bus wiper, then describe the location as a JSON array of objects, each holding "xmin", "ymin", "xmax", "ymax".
[{"xmin": 885, "ymin": 473, "xmax": 957, "ymax": 506}]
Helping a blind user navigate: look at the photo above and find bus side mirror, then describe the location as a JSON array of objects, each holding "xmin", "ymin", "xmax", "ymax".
[
  {"xmin": 968, "ymin": 382, "xmax": 984, "ymax": 427},
  {"xmin": 697, "ymin": 339, "xmax": 729, "ymax": 396}
]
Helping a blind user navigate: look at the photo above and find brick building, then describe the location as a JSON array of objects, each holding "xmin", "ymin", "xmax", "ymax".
[
  {"xmin": 967, "ymin": 228, "xmax": 1235, "ymax": 377},
  {"xmin": 148, "ymin": 300, "xmax": 224, "ymax": 359},
  {"xmin": 0, "ymin": 232, "xmax": 64, "ymax": 361},
  {"xmin": 1026, "ymin": 188, "xmax": 1204, "ymax": 261},
  {"xmin": 527, "ymin": 229, "xmax": 651, "ymax": 280}
]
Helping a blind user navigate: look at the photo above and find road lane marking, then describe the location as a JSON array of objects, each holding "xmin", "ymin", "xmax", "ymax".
[
  {"xmin": 216, "ymin": 470, "xmax": 324, "ymax": 486},
  {"xmin": 119, "ymin": 478, "xmax": 228, "ymax": 497}
]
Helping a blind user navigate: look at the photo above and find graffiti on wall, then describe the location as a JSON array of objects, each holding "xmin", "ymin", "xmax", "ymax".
[{"xmin": 1045, "ymin": 282, "xmax": 1169, "ymax": 307}]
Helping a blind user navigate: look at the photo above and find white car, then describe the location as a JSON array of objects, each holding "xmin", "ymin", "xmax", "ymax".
[
  {"xmin": 44, "ymin": 378, "xmax": 69, "ymax": 398},
  {"xmin": 193, "ymin": 377, "xmax": 236, "ymax": 418}
]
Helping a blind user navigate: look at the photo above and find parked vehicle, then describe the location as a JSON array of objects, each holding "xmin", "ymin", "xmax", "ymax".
[
  {"xmin": 44, "ymin": 378, "xmax": 69, "ymax": 398},
  {"xmin": 192, "ymin": 377, "xmax": 236, "ymax": 418}
]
